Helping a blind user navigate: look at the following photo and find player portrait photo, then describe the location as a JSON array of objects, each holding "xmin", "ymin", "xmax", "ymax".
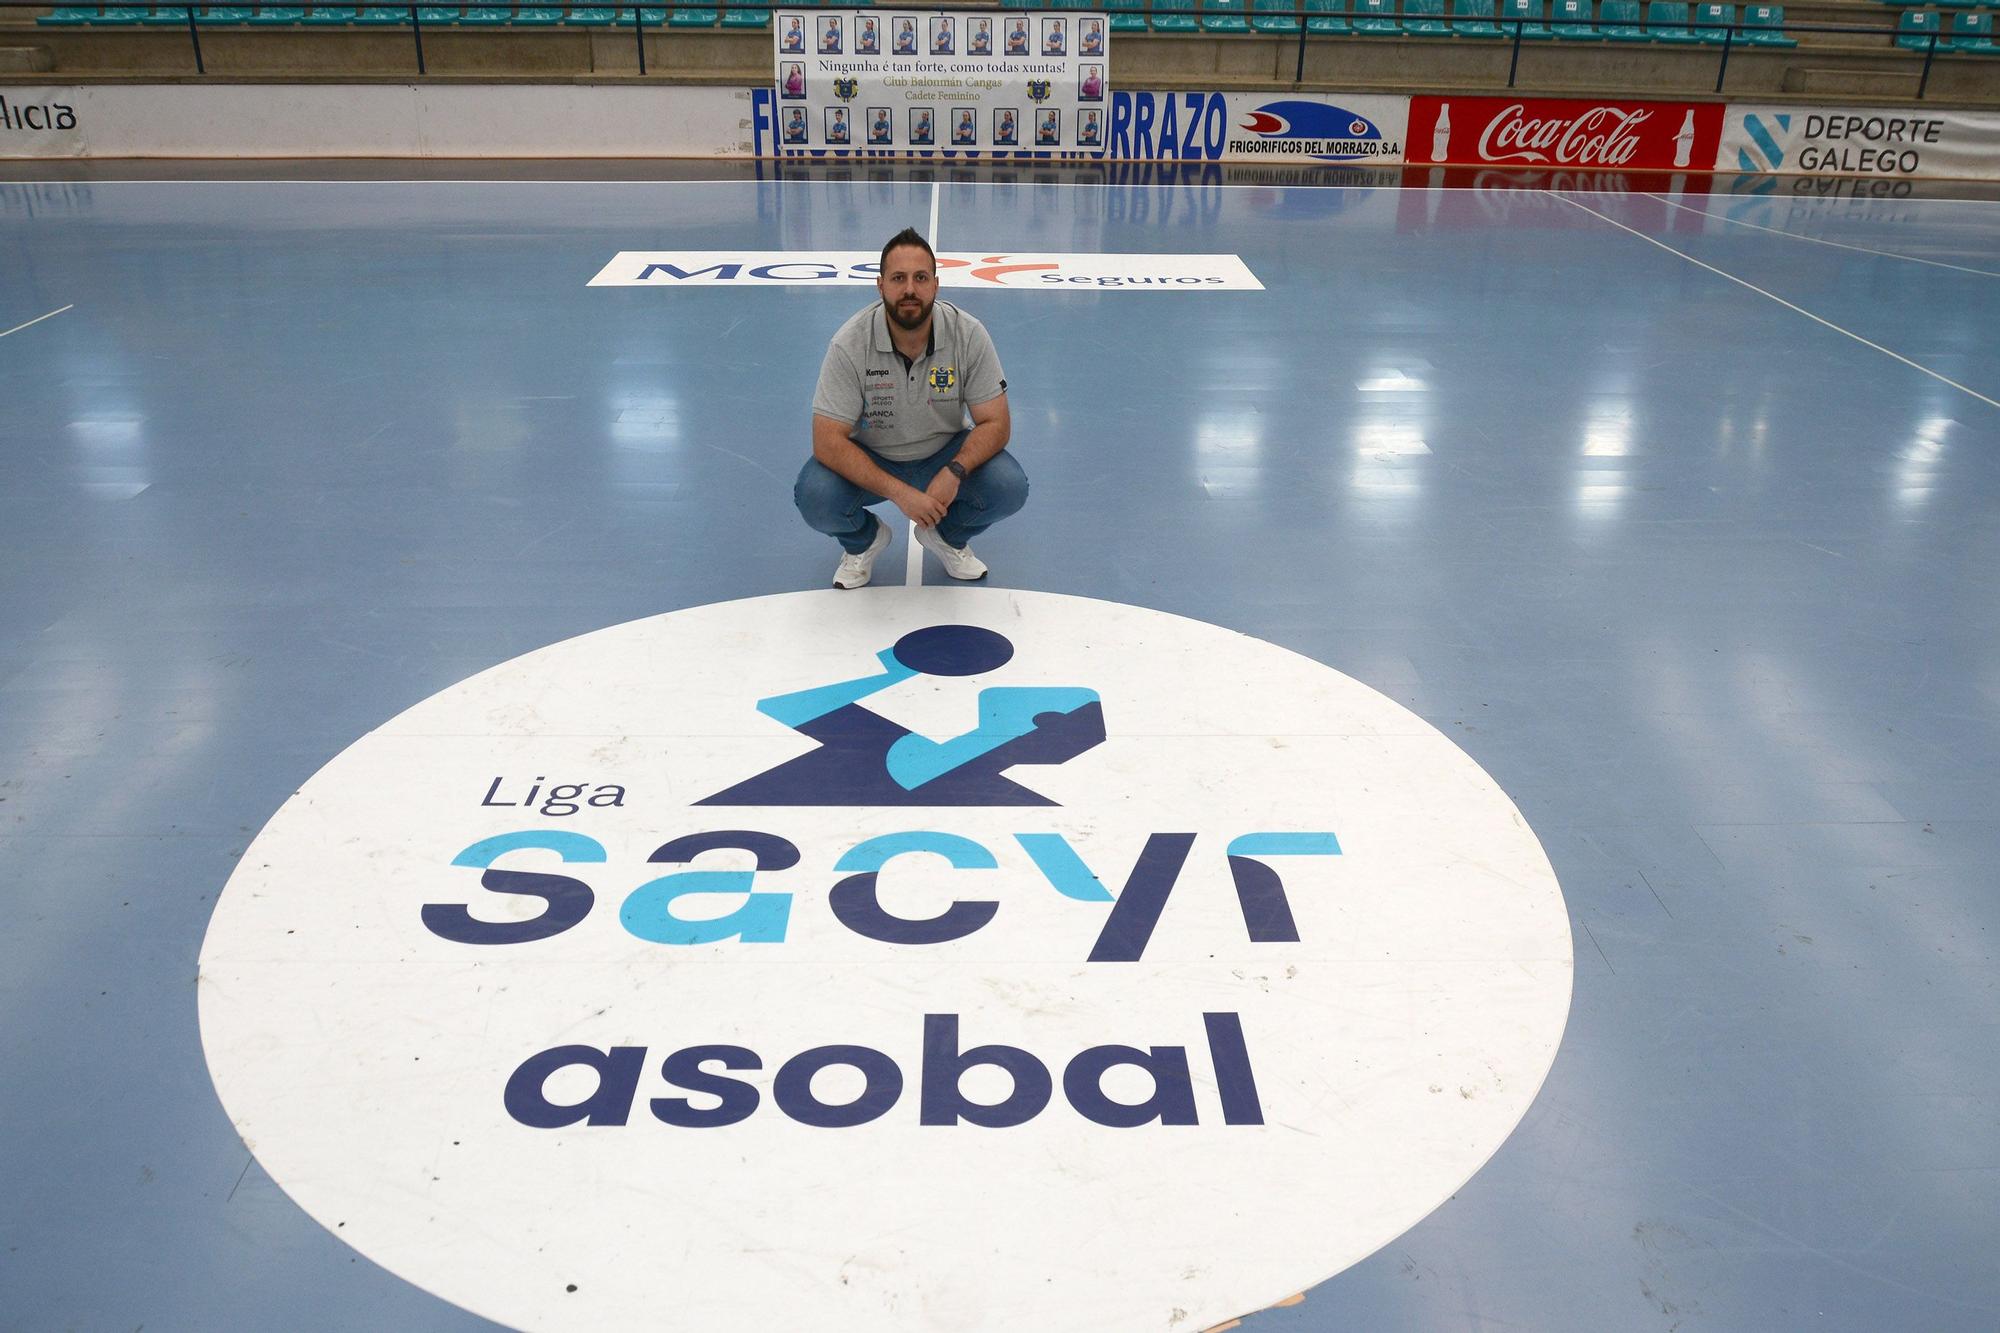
[
  {"xmin": 825, "ymin": 106, "xmax": 851, "ymax": 144},
  {"xmin": 969, "ymin": 16, "xmax": 992, "ymax": 54},
  {"xmin": 1082, "ymin": 16, "xmax": 1104, "ymax": 53},
  {"xmin": 895, "ymin": 15, "xmax": 916, "ymax": 52},
  {"xmin": 780, "ymin": 60, "xmax": 805, "ymax": 98},
  {"xmin": 857, "ymin": 14, "xmax": 879, "ymax": 53},
  {"xmin": 1036, "ymin": 107, "xmax": 1060, "ymax": 145},
  {"xmin": 780, "ymin": 12, "xmax": 803, "ymax": 51},
  {"xmin": 1080, "ymin": 63, "xmax": 1103, "ymax": 101},
  {"xmin": 952, "ymin": 106, "xmax": 977, "ymax": 145},
  {"xmin": 1042, "ymin": 17, "xmax": 1065, "ymax": 54},
  {"xmin": 782, "ymin": 104, "xmax": 808, "ymax": 143},
  {"xmin": 868, "ymin": 106, "xmax": 893, "ymax": 145},
  {"xmin": 929, "ymin": 15, "xmax": 953, "ymax": 53},
  {"xmin": 993, "ymin": 107, "xmax": 1018, "ymax": 146},
  {"xmin": 1005, "ymin": 16, "xmax": 1027, "ymax": 52},
  {"xmin": 909, "ymin": 106, "xmax": 934, "ymax": 144},
  {"xmin": 1078, "ymin": 106, "xmax": 1102, "ymax": 146},
  {"xmin": 819, "ymin": 14, "xmax": 841, "ymax": 53}
]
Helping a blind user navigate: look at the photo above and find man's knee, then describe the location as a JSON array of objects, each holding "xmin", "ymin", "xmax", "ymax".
[
  {"xmin": 794, "ymin": 458, "xmax": 861, "ymax": 532},
  {"xmin": 971, "ymin": 451, "xmax": 1029, "ymax": 517},
  {"xmin": 794, "ymin": 458, "xmax": 847, "ymax": 513}
]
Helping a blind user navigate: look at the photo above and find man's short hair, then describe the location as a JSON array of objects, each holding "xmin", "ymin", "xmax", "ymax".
[{"xmin": 880, "ymin": 228, "xmax": 936, "ymax": 274}]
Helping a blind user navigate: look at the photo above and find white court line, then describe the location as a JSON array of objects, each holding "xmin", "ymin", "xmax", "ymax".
[
  {"xmin": 904, "ymin": 177, "xmax": 941, "ymax": 587},
  {"xmin": 1642, "ymin": 192, "xmax": 2000, "ymax": 278},
  {"xmin": 0, "ymin": 303, "xmax": 72, "ymax": 339},
  {"xmin": 1552, "ymin": 192, "xmax": 2000, "ymax": 412}
]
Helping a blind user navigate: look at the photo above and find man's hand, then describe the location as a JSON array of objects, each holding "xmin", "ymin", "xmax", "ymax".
[
  {"xmin": 922, "ymin": 468, "xmax": 962, "ymax": 519},
  {"xmin": 895, "ymin": 484, "xmax": 949, "ymax": 528}
]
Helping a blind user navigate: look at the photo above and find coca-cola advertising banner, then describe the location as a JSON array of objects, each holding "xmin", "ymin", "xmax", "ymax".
[{"xmin": 1406, "ymin": 97, "xmax": 1723, "ymax": 173}]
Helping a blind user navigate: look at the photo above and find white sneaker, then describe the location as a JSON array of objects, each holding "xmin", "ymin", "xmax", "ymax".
[
  {"xmin": 914, "ymin": 523, "xmax": 988, "ymax": 581},
  {"xmin": 831, "ymin": 518, "xmax": 893, "ymax": 589}
]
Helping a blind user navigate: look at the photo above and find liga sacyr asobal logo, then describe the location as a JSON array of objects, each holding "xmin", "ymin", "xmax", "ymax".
[
  {"xmin": 197, "ymin": 590, "xmax": 1572, "ymax": 1333},
  {"xmin": 701, "ymin": 625, "xmax": 1104, "ymax": 806}
]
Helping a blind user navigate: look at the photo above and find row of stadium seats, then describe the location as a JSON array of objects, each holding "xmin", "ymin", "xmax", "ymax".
[
  {"xmin": 24, "ymin": 0, "xmax": 1788, "ymax": 36},
  {"xmin": 1896, "ymin": 6, "xmax": 1999, "ymax": 42},
  {"xmin": 36, "ymin": 6, "xmax": 773, "ymax": 23},
  {"xmin": 29, "ymin": 0, "xmax": 1991, "ymax": 44},
  {"xmin": 1273, "ymin": 0, "xmax": 1798, "ymax": 40}
]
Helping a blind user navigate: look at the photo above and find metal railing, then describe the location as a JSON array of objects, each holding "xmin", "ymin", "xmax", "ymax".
[{"xmin": 0, "ymin": 2, "xmax": 1973, "ymax": 100}]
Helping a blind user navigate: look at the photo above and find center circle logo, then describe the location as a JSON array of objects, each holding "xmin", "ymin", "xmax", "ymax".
[{"xmin": 199, "ymin": 589, "xmax": 1571, "ymax": 1332}]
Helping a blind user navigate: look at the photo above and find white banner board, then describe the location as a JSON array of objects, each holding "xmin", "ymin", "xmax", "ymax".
[
  {"xmin": 774, "ymin": 9, "xmax": 1109, "ymax": 154},
  {"xmin": 587, "ymin": 250, "xmax": 1264, "ymax": 290},
  {"xmin": 1719, "ymin": 106, "xmax": 2000, "ymax": 181},
  {"xmin": 0, "ymin": 84, "xmax": 755, "ymax": 159}
]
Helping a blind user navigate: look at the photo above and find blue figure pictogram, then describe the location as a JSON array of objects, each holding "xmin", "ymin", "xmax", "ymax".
[{"xmin": 699, "ymin": 624, "xmax": 1104, "ymax": 807}]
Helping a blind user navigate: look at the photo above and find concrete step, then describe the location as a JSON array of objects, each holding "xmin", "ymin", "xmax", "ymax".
[
  {"xmin": 1783, "ymin": 64, "xmax": 1923, "ymax": 96},
  {"xmin": 0, "ymin": 45, "xmax": 55, "ymax": 73}
]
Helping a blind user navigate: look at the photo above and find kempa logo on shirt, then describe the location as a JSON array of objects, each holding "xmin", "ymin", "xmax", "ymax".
[
  {"xmin": 199, "ymin": 590, "xmax": 1568, "ymax": 1333},
  {"xmin": 589, "ymin": 250, "xmax": 1264, "ymax": 290}
]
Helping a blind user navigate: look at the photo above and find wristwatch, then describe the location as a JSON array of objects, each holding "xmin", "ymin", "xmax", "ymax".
[{"xmin": 944, "ymin": 461, "xmax": 968, "ymax": 480}]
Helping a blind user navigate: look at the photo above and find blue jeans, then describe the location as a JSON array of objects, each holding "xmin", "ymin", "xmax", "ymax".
[{"xmin": 793, "ymin": 430, "xmax": 1030, "ymax": 553}]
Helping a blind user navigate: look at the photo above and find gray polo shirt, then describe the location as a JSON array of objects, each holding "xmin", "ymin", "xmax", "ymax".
[{"xmin": 811, "ymin": 300, "xmax": 1007, "ymax": 463}]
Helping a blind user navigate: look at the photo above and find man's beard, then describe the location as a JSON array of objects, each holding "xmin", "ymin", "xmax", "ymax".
[{"xmin": 884, "ymin": 293, "xmax": 932, "ymax": 332}]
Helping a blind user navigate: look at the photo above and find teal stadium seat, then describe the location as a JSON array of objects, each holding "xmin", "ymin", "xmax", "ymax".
[
  {"xmin": 1105, "ymin": 0, "xmax": 1147, "ymax": 32},
  {"xmin": 1250, "ymin": 0, "xmax": 1302, "ymax": 32},
  {"xmin": 195, "ymin": 6, "xmax": 255, "ymax": 19},
  {"xmin": 1549, "ymin": 0, "xmax": 1595, "ymax": 36},
  {"xmin": 457, "ymin": 4, "xmax": 513, "ymax": 23},
  {"xmin": 1501, "ymin": 0, "xmax": 1554, "ymax": 36},
  {"xmin": 1740, "ymin": 3, "xmax": 1795, "ymax": 44},
  {"xmin": 1151, "ymin": 0, "xmax": 1201, "ymax": 30},
  {"xmin": 666, "ymin": 3, "xmax": 717, "ymax": 25},
  {"xmin": 719, "ymin": 6, "xmax": 768, "ymax": 27},
  {"xmin": 1201, "ymin": 0, "xmax": 1252, "ymax": 31},
  {"xmin": 299, "ymin": 5, "xmax": 362, "ymax": 21},
  {"xmin": 563, "ymin": 7, "xmax": 618, "ymax": 23},
  {"xmin": 415, "ymin": 6, "xmax": 461, "ymax": 21},
  {"xmin": 88, "ymin": 5, "xmax": 153, "ymax": 19},
  {"xmin": 352, "ymin": 7, "xmax": 411, "ymax": 24},
  {"xmin": 1598, "ymin": 0, "xmax": 1646, "ymax": 35},
  {"xmin": 1453, "ymin": 0, "xmax": 1506, "ymax": 34},
  {"xmin": 1894, "ymin": 7, "xmax": 1940, "ymax": 46},
  {"xmin": 1950, "ymin": 9, "xmax": 1998, "ymax": 46},
  {"xmin": 1692, "ymin": 1, "xmax": 1733, "ymax": 40},
  {"xmin": 1933, "ymin": 0, "xmax": 1975, "ymax": 9},
  {"xmin": 38, "ymin": 5, "xmax": 102, "ymax": 21},
  {"xmin": 1351, "ymin": 0, "xmax": 1401, "ymax": 31},
  {"xmin": 1402, "ymin": 0, "xmax": 1453, "ymax": 33},
  {"xmin": 1305, "ymin": 0, "xmax": 1351, "ymax": 30},
  {"xmin": 138, "ymin": 6, "xmax": 194, "ymax": 24},
  {"xmin": 513, "ymin": 5, "xmax": 567, "ymax": 23},
  {"xmin": 1646, "ymin": 0, "xmax": 1701, "ymax": 39},
  {"xmin": 244, "ymin": 5, "xmax": 305, "ymax": 20}
]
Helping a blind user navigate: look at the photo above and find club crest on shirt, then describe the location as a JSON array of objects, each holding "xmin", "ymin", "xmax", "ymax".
[{"xmin": 928, "ymin": 364, "xmax": 957, "ymax": 393}]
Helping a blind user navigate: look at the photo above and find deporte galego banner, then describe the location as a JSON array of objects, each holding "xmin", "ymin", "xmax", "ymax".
[
  {"xmin": 773, "ymin": 9, "xmax": 1110, "ymax": 154},
  {"xmin": 1721, "ymin": 106, "xmax": 2000, "ymax": 182}
]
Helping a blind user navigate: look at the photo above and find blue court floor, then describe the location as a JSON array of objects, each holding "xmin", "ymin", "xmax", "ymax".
[{"xmin": 2, "ymin": 162, "xmax": 1998, "ymax": 1331}]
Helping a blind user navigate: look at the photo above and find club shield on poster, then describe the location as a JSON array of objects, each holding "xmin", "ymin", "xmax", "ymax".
[{"xmin": 773, "ymin": 9, "xmax": 1109, "ymax": 154}]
